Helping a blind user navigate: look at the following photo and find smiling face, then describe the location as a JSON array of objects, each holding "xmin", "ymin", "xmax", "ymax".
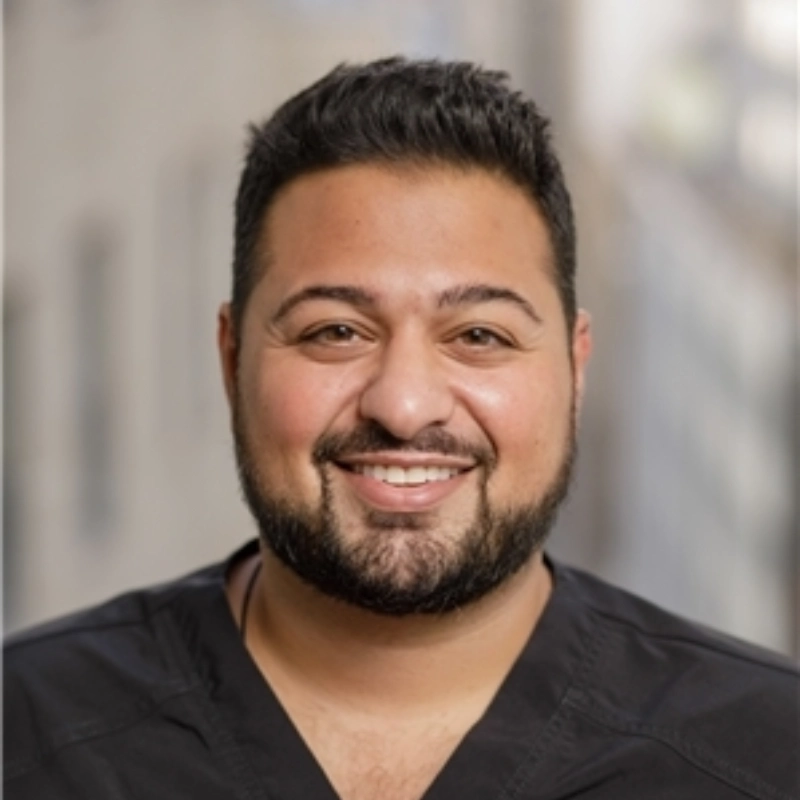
[{"xmin": 219, "ymin": 163, "xmax": 591, "ymax": 615}]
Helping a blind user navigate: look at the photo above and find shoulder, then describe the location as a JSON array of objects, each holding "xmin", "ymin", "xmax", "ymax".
[
  {"xmin": 4, "ymin": 559, "xmax": 227, "ymax": 782},
  {"xmin": 552, "ymin": 561, "xmax": 799, "ymax": 797},
  {"xmin": 556, "ymin": 561, "xmax": 797, "ymax": 667}
]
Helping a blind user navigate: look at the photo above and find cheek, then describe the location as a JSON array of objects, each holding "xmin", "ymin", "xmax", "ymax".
[
  {"xmin": 459, "ymin": 363, "xmax": 574, "ymax": 486},
  {"xmin": 240, "ymin": 356, "xmax": 358, "ymax": 457}
]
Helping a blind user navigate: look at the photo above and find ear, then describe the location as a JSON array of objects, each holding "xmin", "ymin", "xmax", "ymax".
[
  {"xmin": 571, "ymin": 309, "xmax": 592, "ymax": 413},
  {"xmin": 217, "ymin": 302, "xmax": 238, "ymax": 410}
]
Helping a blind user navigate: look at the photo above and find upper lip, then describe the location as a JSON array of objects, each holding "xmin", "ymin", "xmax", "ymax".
[{"xmin": 335, "ymin": 452, "xmax": 477, "ymax": 470}]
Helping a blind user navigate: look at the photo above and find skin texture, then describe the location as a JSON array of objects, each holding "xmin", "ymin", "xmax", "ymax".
[{"xmin": 218, "ymin": 163, "xmax": 591, "ymax": 799}]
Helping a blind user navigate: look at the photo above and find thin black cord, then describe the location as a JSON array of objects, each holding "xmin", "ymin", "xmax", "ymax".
[{"xmin": 240, "ymin": 559, "xmax": 263, "ymax": 642}]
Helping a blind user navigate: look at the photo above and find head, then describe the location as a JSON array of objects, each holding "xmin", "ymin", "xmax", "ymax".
[
  {"xmin": 219, "ymin": 58, "xmax": 591, "ymax": 617},
  {"xmin": 231, "ymin": 56, "xmax": 577, "ymax": 341}
]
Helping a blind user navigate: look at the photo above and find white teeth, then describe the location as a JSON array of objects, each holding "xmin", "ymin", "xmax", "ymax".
[
  {"xmin": 355, "ymin": 464, "xmax": 461, "ymax": 485},
  {"xmin": 407, "ymin": 466, "xmax": 427, "ymax": 484},
  {"xmin": 386, "ymin": 466, "xmax": 406, "ymax": 484}
]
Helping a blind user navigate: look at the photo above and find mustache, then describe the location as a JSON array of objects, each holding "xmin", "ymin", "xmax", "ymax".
[{"xmin": 312, "ymin": 420, "xmax": 496, "ymax": 468}]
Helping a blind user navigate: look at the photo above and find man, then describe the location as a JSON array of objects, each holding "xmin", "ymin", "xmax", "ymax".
[{"xmin": 5, "ymin": 57, "xmax": 798, "ymax": 800}]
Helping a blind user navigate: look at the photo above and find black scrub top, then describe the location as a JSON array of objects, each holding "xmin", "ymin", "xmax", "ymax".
[{"xmin": 5, "ymin": 540, "xmax": 799, "ymax": 799}]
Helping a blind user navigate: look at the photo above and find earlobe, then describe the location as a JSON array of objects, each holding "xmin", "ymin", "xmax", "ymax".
[
  {"xmin": 572, "ymin": 309, "xmax": 592, "ymax": 410},
  {"xmin": 217, "ymin": 303, "xmax": 238, "ymax": 408}
]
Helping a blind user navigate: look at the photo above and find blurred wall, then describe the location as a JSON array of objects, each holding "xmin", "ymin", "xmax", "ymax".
[
  {"xmin": 4, "ymin": 0, "xmax": 797, "ymax": 657},
  {"xmin": 561, "ymin": 0, "xmax": 797, "ymax": 656}
]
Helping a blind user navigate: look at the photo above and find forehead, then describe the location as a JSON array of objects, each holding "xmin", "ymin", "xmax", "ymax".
[{"xmin": 256, "ymin": 163, "xmax": 557, "ymax": 305}]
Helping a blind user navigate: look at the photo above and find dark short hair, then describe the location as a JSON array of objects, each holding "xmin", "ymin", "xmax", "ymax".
[{"xmin": 232, "ymin": 56, "xmax": 576, "ymax": 336}]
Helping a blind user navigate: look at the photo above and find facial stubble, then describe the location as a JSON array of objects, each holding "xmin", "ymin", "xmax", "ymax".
[{"xmin": 233, "ymin": 404, "xmax": 576, "ymax": 617}]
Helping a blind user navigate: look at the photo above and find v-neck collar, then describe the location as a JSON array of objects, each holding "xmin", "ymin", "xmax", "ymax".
[{"xmin": 173, "ymin": 541, "xmax": 598, "ymax": 800}]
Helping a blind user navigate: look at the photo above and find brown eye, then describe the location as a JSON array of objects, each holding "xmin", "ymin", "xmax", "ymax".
[
  {"xmin": 458, "ymin": 327, "xmax": 511, "ymax": 348},
  {"xmin": 304, "ymin": 324, "xmax": 361, "ymax": 344},
  {"xmin": 323, "ymin": 324, "xmax": 357, "ymax": 342}
]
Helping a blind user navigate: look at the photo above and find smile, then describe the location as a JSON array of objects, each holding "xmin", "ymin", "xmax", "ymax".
[
  {"xmin": 334, "ymin": 459, "xmax": 474, "ymax": 513},
  {"xmin": 351, "ymin": 464, "xmax": 463, "ymax": 486},
  {"xmin": 333, "ymin": 455, "xmax": 476, "ymax": 510}
]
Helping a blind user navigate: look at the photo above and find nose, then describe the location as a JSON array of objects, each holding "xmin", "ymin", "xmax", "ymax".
[{"xmin": 358, "ymin": 332, "xmax": 455, "ymax": 441}]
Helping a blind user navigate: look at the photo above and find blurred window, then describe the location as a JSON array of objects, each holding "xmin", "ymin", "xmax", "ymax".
[
  {"xmin": 3, "ymin": 289, "xmax": 25, "ymax": 625},
  {"xmin": 738, "ymin": 91, "xmax": 797, "ymax": 198},
  {"xmin": 75, "ymin": 228, "xmax": 117, "ymax": 538},
  {"xmin": 740, "ymin": 0, "xmax": 797, "ymax": 73},
  {"xmin": 155, "ymin": 159, "xmax": 216, "ymax": 438}
]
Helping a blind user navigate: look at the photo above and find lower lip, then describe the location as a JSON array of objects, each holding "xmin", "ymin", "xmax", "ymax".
[{"xmin": 336, "ymin": 466, "xmax": 472, "ymax": 512}]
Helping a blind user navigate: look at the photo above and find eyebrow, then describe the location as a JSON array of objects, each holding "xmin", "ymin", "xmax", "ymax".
[
  {"xmin": 271, "ymin": 285, "xmax": 378, "ymax": 323},
  {"xmin": 437, "ymin": 283, "xmax": 542, "ymax": 324},
  {"xmin": 270, "ymin": 281, "xmax": 542, "ymax": 325}
]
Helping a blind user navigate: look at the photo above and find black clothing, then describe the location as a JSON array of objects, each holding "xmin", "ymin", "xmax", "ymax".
[{"xmin": 5, "ymin": 540, "xmax": 799, "ymax": 799}]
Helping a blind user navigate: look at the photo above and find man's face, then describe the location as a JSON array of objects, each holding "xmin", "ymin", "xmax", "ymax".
[{"xmin": 219, "ymin": 164, "xmax": 591, "ymax": 615}]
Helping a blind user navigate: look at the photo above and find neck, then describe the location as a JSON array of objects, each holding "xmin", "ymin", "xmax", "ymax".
[{"xmin": 233, "ymin": 548, "xmax": 552, "ymax": 716}]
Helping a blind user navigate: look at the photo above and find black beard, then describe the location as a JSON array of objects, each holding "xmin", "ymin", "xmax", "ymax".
[{"xmin": 233, "ymin": 413, "xmax": 575, "ymax": 617}]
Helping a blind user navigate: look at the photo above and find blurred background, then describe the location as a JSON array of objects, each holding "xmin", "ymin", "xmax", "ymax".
[{"xmin": 4, "ymin": 0, "xmax": 797, "ymax": 657}]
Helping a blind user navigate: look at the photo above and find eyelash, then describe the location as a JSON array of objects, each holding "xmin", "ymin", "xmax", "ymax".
[
  {"xmin": 454, "ymin": 327, "xmax": 514, "ymax": 348},
  {"xmin": 300, "ymin": 323, "xmax": 366, "ymax": 344}
]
